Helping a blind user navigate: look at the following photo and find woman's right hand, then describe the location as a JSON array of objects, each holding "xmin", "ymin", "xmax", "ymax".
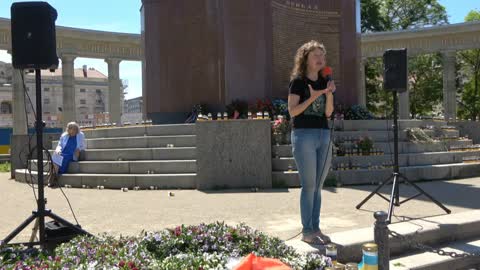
[
  {"xmin": 54, "ymin": 149, "xmax": 61, "ymax": 155},
  {"xmin": 308, "ymin": 84, "xmax": 328, "ymax": 100}
]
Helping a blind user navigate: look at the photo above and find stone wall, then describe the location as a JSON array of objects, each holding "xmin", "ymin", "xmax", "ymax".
[{"xmin": 196, "ymin": 120, "xmax": 272, "ymax": 190}]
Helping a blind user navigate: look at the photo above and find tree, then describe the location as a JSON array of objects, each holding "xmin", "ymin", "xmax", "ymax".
[
  {"xmin": 457, "ymin": 10, "xmax": 480, "ymax": 120},
  {"xmin": 382, "ymin": 0, "xmax": 448, "ymax": 30},
  {"xmin": 361, "ymin": 0, "xmax": 448, "ymax": 118},
  {"xmin": 361, "ymin": 0, "xmax": 387, "ymax": 32},
  {"xmin": 408, "ymin": 54, "xmax": 443, "ymax": 118}
]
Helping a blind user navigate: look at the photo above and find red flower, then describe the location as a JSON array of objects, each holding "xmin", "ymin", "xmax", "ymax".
[
  {"xmin": 128, "ymin": 261, "xmax": 136, "ymax": 269},
  {"xmin": 175, "ymin": 226, "xmax": 182, "ymax": 236},
  {"xmin": 119, "ymin": 261, "xmax": 126, "ymax": 267}
]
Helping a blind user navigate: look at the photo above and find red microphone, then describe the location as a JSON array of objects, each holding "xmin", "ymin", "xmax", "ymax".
[{"xmin": 321, "ymin": 66, "xmax": 333, "ymax": 82}]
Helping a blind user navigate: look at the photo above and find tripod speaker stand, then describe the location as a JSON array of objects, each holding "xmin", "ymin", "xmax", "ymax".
[
  {"xmin": 1, "ymin": 69, "xmax": 90, "ymax": 248},
  {"xmin": 1, "ymin": 2, "xmax": 90, "ymax": 249},
  {"xmin": 356, "ymin": 49, "xmax": 451, "ymax": 223}
]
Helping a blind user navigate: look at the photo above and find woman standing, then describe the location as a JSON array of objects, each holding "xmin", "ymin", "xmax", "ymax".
[
  {"xmin": 49, "ymin": 122, "xmax": 86, "ymax": 187},
  {"xmin": 288, "ymin": 40, "xmax": 335, "ymax": 245}
]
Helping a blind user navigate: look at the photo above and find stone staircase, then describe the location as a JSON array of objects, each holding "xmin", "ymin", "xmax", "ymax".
[
  {"xmin": 273, "ymin": 120, "xmax": 480, "ymax": 187},
  {"xmin": 287, "ymin": 210, "xmax": 480, "ymax": 270},
  {"xmin": 13, "ymin": 120, "xmax": 480, "ymax": 189},
  {"xmin": 15, "ymin": 124, "xmax": 198, "ymax": 189}
]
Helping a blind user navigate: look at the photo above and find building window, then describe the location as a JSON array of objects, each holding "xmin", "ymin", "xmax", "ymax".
[
  {"xmin": 80, "ymin": 99, "xmax": 86, "ymax": 105},
  {"xmin": 44, "ymin": 99, "xmax": 50, "ymax": 104},
  {"xmin": 44, "ymin": 87, "xmax": 50, "ymax": 92},
  {"xmin": 96, "ymin": 99, "xmax": 103, "ymax": 105},
  {"xmin": 0, "ymin": 101, "xmax": 12, "ymax": 114},
  {"xmin": 96, "ymin": 89, "xmax": 102, "ymax": 94},
  {"xmin": 80, "ymin": 89, "xmax": 86, "ymax": 93}
]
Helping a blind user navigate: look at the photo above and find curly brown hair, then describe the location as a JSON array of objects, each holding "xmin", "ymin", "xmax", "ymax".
[{"xmin": 290, "ymin": 40, "xmax": 327, "ymax": 80}]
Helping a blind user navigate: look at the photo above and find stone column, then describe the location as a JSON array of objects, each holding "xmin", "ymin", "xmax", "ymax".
[
  {"xmin": 442, "ymin": 51, "xmax": 457, "ymax": 121},
  {"xmin": 61, "ymin": 54, "xmax": 76, "ymax": 126},
  {"xmin": 8, "ymin": 52, "xmax": 28, "ymax": 178},
  {"xmin": 358, "ymin": 57, "xmax": 367, "ymax": 106},
  {"xmin": 105, "ymin": 58, "xmax": 122, "ymax": 126},
  {"xmin": 11, "ymin": 69, "xmax": 28, "ymax": 135},
  {"xmin": 399, "ymin": 90, "xmax": 410, "ymax": 119}
]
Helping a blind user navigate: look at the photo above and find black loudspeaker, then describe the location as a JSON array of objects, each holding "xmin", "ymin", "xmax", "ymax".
[
  {"xmin": 11, "ymin": 2, "xmax": 59, "ymax": 70},
  {"xmin": 383, "ymin": 49, "xmax": 407, "ymax": 92}
]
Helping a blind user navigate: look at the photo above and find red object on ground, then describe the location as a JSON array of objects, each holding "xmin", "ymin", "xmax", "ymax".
[{"xmin": 233, "ymin": 253, "xmax": 292, "ymax": 270}]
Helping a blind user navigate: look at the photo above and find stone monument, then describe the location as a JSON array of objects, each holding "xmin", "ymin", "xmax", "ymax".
[{"xmin": 141, "ymin": 0, "xmax": 361, "ymax": 123}]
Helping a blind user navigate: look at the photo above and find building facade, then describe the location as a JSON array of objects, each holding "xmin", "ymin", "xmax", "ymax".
[
  {"xmin": 0, "ymin": 61, "xmax": 126, "ymax": 127},
  {"xmin": 124, "ymin": 96, "xmax": 143, "ymax": 114}
]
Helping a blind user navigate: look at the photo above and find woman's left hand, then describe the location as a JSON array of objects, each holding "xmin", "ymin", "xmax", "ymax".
[
  {"xmin": 74, "ymin": 149, "xmax": 80, "ymax": 158},
  {"xmin": 327, "ymin": 80, "xmax": 336, "ymax": 93}
]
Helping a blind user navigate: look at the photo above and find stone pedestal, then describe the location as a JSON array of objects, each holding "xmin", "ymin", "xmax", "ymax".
[{"xmin": 196, "ymin": 120, "xmax": 272, "ymax": 190}]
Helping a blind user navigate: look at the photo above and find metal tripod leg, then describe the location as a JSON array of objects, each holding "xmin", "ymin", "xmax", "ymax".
[
  {"xmin": 1, "ymin": 213, "xmax": 38, "ymax": 247},
  {"xmin": 356, "ymin": 175, "xmax": 394, "ymax": 209},
  {"xmin": 387, "ymin": 173, "xmax": 401, "ymax": 223},
  {"xmin": 398, "ymin": 174, "xmax": 451, "ymax": 214}
]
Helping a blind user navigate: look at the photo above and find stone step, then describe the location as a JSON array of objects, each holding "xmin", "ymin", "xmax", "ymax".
[
  {"xmin": 272, "ymin": 162, "xmax": 480, "ymax": 187},
  {"xmin": 29, "ymin": 160, "xmax": 197, "ymax": 174},
  {"xmin": 14, "ymin": 169, "xmax": 196, "ymax": 189},
  {"xmin": 286, "ymin": 210, "xmax": 480, "ymax": 264},
  {"xmin": 46, "ymin": 147, "xmax": 196, "ymax": 161},
  {"xmin": 332, "ymin": 120, "xmax": 447, "ymax": 131},
  {"xmin": 273, "ymin": 151, "xmax": 480, "ymax": 171},
  {"xmin": 272, "ymin": 140, "xmax": 474, "ymax": 157},
  {"xmin": 52, "ymin": 135, "xmax": 196, "ymax": 149},
  {"xmin": 82, "ymin": 124, "xmax": 195, "ymax": 139},
  {"xmin": 389, "ymin": 238, "xmax": 480, "ymax": 270},
  {"xmin": 331, "ymin": 129, "xmax": 459, "ymax": 142}
]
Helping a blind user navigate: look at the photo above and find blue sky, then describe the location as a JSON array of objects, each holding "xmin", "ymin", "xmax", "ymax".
[{"xmin": 0, "ymin": 0, "xmax": 479, "ymax": 99}]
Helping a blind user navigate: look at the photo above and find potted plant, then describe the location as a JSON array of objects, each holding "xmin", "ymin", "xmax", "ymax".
[
  {"xmin": 272, "ymin": 115, "xmax": 291, "ymax": 145},
  {"xmin": 356, "ymin": 136, "xmax": 374, "ymax": 155}
]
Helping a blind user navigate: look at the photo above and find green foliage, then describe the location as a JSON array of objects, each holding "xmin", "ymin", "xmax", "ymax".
[
  {"xmin": 361, "ymin": 0, "xmax": 388, "ymax": 32},
  {"xmin": 0, "ymin": 162, "xmax": 10, "ymax": 172},
  {"xmin": 362, "ymin": 0, "xmax": 448, "ymax": 118},
  {"xmin": 365, "ymin": 58, "xmax": 393, "ymax": 116},
  {"xmin": 382, "ymin": 0, "xmax": 448, "ymax": 30},
  {"xmin": 409, "ymin": 54, "xmax": 443, "ymax": 118},
  {"xmin": 457, "ymin": 10, "xmax": 480, "ymax": 120}
]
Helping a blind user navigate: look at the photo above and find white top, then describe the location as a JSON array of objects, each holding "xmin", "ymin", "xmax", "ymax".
[{"xmin": 55, "ymin": 131, "xmax": 86, "ymax": 161}]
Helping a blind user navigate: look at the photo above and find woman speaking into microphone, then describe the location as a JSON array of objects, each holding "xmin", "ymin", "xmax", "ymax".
[{"xmin": 288, "ymin": 40, "xmax": 335, "ymax": 245}]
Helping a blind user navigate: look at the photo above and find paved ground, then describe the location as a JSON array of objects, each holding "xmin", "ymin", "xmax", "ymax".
[{"xmin": 1, "ymin": 172, "xmax": 479, "ymax": 243}]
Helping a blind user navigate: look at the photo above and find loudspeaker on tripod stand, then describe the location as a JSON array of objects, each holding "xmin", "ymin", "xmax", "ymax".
[
  {"xmin": 11, "ymin": 1, "xmax": 59, "ymax": 70},
  {"xmin": 383, "ymin": 49, "xmax": 407, "ymax": 92}
]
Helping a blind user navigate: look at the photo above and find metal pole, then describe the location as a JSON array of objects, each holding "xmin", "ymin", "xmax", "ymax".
[
  {"xmin": 374, "ymin": 211, "xmax": 390, "ymax": 270},
  {"xmin": 35, "ymin": 69, "xmax": 46, "ymax": 248}
]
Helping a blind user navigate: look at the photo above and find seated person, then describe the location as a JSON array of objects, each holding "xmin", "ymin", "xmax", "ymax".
[{"xmin": 49, "ymin": 122, "xmax": 86, "ymax": 187}]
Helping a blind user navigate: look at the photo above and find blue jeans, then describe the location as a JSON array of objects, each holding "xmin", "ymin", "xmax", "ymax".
[{"xmin": 292, "ymin": 128, "xmax": 332, "ymax": 235}]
